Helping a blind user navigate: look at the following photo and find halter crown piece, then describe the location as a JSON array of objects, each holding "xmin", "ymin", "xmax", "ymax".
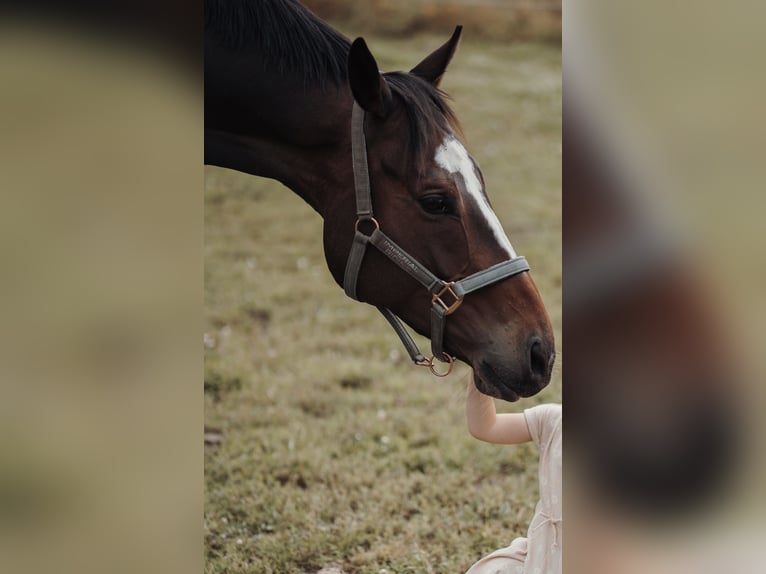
[{"xmin": 343, "ymin": 102, "xmax": 531, "ymax": 377}]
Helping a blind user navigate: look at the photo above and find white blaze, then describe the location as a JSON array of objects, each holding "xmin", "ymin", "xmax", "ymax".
[{"xmin": 434, "ymin": 136, "xmax": 517, "ymax": 258}]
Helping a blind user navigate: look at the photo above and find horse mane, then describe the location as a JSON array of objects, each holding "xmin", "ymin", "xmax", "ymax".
[
  {"xmin": 204, "ymin": 0, "xmax": 350, "ymax": 86},
  {"xmin": 384, "ymin": 72, "xmax": 462, "ymax": 173},
  {"xmin": 205, "ymin": 0, "xmax": 461, "ymax": 169}
]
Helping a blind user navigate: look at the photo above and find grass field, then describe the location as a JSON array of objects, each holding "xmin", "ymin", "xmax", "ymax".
[{"xmin": 205, "ymin": 35, "xmax": 560, "ymax": 574}]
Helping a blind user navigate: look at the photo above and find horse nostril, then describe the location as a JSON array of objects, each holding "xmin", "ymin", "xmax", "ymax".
[{"xmin": 530, "ymin": 338, "xmax": 547, "ymax": 379}]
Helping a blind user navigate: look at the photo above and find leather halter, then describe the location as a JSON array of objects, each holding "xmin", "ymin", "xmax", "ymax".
[{"xmin": 343, "ymin": 102, "xmax": 531, "ymax": 376}]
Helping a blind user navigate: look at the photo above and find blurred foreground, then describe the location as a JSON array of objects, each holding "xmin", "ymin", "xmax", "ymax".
[
  {"xmin": 564, "ymin": 1, "xmax": 766, "ymax": 572},
  {"xmin": 0, "ymin": 7, "xmax": 202, "ymax": 574}
]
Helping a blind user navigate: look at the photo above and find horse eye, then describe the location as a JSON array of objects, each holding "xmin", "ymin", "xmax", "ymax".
[{"xmin": 418, "ymin": 194, "xmax": 455, "ymax": 215}]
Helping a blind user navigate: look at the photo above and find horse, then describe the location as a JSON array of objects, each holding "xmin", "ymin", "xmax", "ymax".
[{"xmin": 204, "ymin": 0, "xmax": 555, "ymax": 401}]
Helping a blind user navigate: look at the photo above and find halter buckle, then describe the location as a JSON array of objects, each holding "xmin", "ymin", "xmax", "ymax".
[
  {"xmin": 432, "ymin": 281, "xmax": 464, "ymax": 316},
  {"xmin": 415, "ymin": 353, "xmax": 455, "ymax": 377}
]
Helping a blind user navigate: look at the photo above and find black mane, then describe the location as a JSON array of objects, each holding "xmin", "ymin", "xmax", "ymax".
[
  {"xmin": 206, "ymin": 0, "xmax": 460, "ymax": 170},
  {"xmin": 205, "ymin": 0, "xmax": 350, "ymax": 85},
  {"xmin": 384, "ymin": 72, "xmax": 461, "ymax": 172}
]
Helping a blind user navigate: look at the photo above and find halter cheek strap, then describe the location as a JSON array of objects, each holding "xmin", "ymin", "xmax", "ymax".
[{"xmin": 343, "ymin": 102, "xmax": 530, "ymax": 376}]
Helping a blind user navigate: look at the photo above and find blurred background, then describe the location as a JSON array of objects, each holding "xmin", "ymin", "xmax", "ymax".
[{"xmin": 301, "ymin": 0, "xmax": 560, "ymax": 41}]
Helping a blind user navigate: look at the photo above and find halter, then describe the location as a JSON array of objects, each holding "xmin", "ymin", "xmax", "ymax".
[{"xmin": 343, "ymin": 102, "xmax": 530, "ymax": 376}]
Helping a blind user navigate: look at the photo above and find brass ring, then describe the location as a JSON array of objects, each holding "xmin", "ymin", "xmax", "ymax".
[
  {"xmin": 428, "ymin": 354, "xmax": 455, "ymax": 377},
  {"xmin": 354, "ymin": 217, "xmax": 380, "ymax": 235}
]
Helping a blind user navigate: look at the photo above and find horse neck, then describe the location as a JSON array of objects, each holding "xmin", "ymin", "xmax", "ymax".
[{"xmin": 205, "ymin": 47, "xmax": 354, "ymax": 216}]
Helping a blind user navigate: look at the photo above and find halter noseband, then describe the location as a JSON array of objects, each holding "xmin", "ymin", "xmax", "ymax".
[{"xmin": 343, "ymin": 102, "xmax": 530, "ymax": 376}]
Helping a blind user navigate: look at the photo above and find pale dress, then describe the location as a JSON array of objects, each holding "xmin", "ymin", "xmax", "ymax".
[{"xmin": 465, "ymin": 404, "xmax": 562, "ymax": 574}]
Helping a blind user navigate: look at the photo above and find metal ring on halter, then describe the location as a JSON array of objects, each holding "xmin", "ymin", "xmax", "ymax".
[
  {"xmin": 354, "ymin": 217, "xmax": 380, "ymax": 235},
  {"xmin": 415, "ymin": 353, "xmax": 455, "ymax": 377}
]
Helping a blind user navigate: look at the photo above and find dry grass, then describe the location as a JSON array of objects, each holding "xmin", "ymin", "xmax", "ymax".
[{"xmin": 303, "ymin": 0, "xmax": 561, "ymax": 42}]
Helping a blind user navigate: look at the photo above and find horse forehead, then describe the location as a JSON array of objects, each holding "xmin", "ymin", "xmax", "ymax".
[
  {"xmin": 434, "ymin": 136, "xmax": 482, "ymax": 185},
  {"xmin": 434, "ymin": 136, "xmax": 517, "ymax": 258}
]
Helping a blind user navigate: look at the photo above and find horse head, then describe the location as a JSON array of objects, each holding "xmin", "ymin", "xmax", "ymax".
[{"xmin": 322, "ymin": 29, "xmax": 555, "ymax": 401}]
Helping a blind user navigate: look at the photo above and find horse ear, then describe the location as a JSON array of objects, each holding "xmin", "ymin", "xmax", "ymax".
[
  {"xmin": 410, "ymin": 25, "xmax": 463, "ymax": 87},
  {"xmin": 348, "ymin": 38, "xmax": 392, "ymax": 117}
]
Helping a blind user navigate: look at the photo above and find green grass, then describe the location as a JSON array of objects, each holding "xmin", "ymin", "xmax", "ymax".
[{"xmin": 205, "ymin": 36, "xmax": 560, "ymax": 574}]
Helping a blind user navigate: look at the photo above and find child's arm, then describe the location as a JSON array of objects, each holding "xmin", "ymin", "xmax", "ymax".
[{"xmin": 466, "ymin": 373, "xmax": 532, "ymax": 445}]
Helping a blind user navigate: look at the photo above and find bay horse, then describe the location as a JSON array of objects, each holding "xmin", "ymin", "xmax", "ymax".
[{"xmin": 204, "ymin": 0, "xmax": 555, "ymax": 401}]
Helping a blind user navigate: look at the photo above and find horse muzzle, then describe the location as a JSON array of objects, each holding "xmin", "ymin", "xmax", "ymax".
[{"xmin": 472, "ymin": 333, "xmax": 555, "ymax": 401}]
